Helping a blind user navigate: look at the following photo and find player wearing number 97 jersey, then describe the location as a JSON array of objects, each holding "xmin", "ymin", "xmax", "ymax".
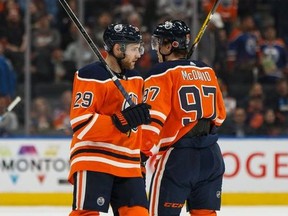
[{"xmin": 141, "ymin": 20, "xmax": 226, "ymax": 216}]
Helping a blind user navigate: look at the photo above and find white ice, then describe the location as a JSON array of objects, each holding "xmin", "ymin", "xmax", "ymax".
[{"xmin": 1, "ymin": 206, "xmax": 288, "ymax": 216}]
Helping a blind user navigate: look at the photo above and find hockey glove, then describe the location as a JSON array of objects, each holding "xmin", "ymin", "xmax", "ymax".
[{"xmin": 112, "ymin": 103, "xmax": 151, "ymax": 134}]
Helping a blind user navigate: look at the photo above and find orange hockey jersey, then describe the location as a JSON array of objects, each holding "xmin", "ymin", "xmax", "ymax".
[
  {"xmin": 141, "ymin": 60, "xmax": 226, "ymax": 157},
  {"xmin": 68, "ymin": 61, "xmax": 144, "ymax": 184}
]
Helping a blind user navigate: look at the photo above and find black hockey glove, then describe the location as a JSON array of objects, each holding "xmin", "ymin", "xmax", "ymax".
[{"xmin": 112, "ymin": 103, "xmax": 151, "ymax": 134}]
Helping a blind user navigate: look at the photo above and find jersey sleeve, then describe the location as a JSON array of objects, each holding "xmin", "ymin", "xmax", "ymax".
[
  {"xmin": 141, "ymin": 72, "xmax": 173, "ymax": 156},
  {"xmin": 69, "ymin": 71, "xmax": 123, "ymax": 143},
  {"xmin": 213, "ymin": 76, "xmax": 226, "ymax": 126}
]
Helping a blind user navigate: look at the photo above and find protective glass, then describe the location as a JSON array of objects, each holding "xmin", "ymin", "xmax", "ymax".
[{"xmin": 151, "ymin": 36, "xmax": 160, "ymax": 50}]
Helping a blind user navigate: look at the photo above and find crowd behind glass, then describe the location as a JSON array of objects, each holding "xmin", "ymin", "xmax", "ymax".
[{"xmin": 0, "ymin": 0, "xmax": 288, "ymax": 137}]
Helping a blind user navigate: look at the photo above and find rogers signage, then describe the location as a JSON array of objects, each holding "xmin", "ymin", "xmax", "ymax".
[{"xmin": 220, "ymin": 138, "xmax": 288, "ymax": 192}]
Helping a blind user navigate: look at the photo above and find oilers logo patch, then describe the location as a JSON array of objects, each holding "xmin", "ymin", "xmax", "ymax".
[
  {"xmin": 97, "ymin": 197, "xmax": 105, "ymax": 206},
  {"xmin": 114, "ymin": 24, "xmax": 123, "ymax": 32},
  {"xmin": 216, "ymin": 191, "xmax": 221, "ymax": 198},
  {"xmin": 164, "ymin": 21, "xmax": 173, "ymax": 29},
  {"xmin": 122, "ymin": 92, "xmax": 138, "ymax": 109}
]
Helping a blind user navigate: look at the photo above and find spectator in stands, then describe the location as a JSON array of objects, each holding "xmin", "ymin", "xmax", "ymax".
[
  {"xmin": 267, "ymin": 78, "xmax": 288, "ymax": 127},
  {"xmin": 246, "ymin": 97, "xmax": 264, "ymax": 130},
  {"xmin": 31, "ymin": 12, "xmax": 61, "ymax": 83},
  {"xmin": 259, "ymin": 25, "xmax": 288, "ymax": 84},
  {"xmin": 17, "ymin": 0, "xmax": 49, "ymax": 27},
  {"xmin": 57, "ymin": 1, "xmax": 80, "ymax": 50},
  {"xmin": 43, "ymin": 0, "xmax": 59, "ymax": 26},
  {"xmin": 59, "ymin": 21, "xmax": 79, "ymax": 51},
  {"xmin": 217, "ymin": 28, "xmax": 230, "ymax": 74},
  {"xmin": 198, "ymin": 12, "xmax": 225, "ymax": 68},
  {"xmin": 51, "ymin": 47, "xmax": 76, "ymax": 82},
  {"xmin": 113, "ymin": 3, "xmax": 133, "ymax": 25},
  {"xmin": 142, "ymin": 0, "xmax": 157, "ymax": 32},
  {"xmin": 93, "ymin": 11, "xmax": 112, "ymax": 48},
  {"xmin": 63, "ymin": 25, "xmax": 95, "ymax": 67},
  {"xmin": 53, "ymin": 90, "xmax": 72, "ymax": 136},
  {"xmin": 0, "ymin": 1, "xmax": 5, "ymax": 26},
  {"xmin": 0, "ymin": 42, "xmax": 16, "ymax": 99},
  {"xmin": 0, "ymin": 94, "xmax": 19, "ymax": 137},
  {"xmin": 269, "ymin": 0, "xmax": 288, "ymax": 47},
  {"xmin": 29, "ymin": 0, "xmax": 47, "ymax": 15},
  {"xmin": 202, "ymin": 0, "xmax": 238, "ymax": 35},
  {"xmin": 30, "ymin": 97, "xmax": 53, "ymax": 134},
  {"xmin": 0, "ymin": 5, "xmax": 26, "ymax": 82},
  {"xmin": 255, "ymin": 108, "xmax": 283, "ymax": 136},
  {"xmin": 127, "ymin": 11, "xmax": 142, "ymax": 28},
  {"xmin": 227, "ymin": 14, "xmax": 260, "ymax": 85},
  {"xmin": 218, "ymin": 78, "xmax": 237, "ymax": 117},
  {"xmin": 239, "ymin": 82, "xmax": 266, "ymax": 108},
  {"xmin": 156, "ymin": 0, "xmax": 192, "ymax": 23},
  {"xmin": 218, "ymin": 107, "xmax": 255, "ymax": 137},
  {"xmin": 3, "ymin": 0, "xmax": 20, "ymax": 14}
]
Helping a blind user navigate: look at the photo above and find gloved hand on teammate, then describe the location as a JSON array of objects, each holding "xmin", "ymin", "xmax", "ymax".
[{"xmin": 112, "ymin": 103, "xmax": 151, "ymax": 134}]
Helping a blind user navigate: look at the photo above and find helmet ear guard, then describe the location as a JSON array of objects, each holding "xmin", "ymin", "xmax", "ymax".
[{"xmin": 171, "ymin": 41, "xmax": 179, "ymax": 48}]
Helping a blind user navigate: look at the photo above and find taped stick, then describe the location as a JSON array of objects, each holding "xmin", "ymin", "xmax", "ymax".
[
  {"xmin": 0, "ymin": 96, "xmax": 21, "ymax": 122},
  {"xmin": 58, "ymin": 0, "xmax": 134, "ymax": 106},
  {"xmin": 187, "ymin": 0, "xmax": 222, "ymax": 59}
]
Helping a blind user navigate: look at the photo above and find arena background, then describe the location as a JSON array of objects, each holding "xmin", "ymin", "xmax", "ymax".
[{"xmin": 1, "ymin": 0, "xmax": 288, "ymax": 215}]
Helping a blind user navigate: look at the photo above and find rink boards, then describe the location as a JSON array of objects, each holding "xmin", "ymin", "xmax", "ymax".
[{"xmin": 0, "ymin": 138, "xmax": 287, "ymax": 205}]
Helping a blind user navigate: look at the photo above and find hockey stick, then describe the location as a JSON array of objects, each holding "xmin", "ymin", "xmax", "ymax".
[
  {"xmin": 187, "ymin": 0, "xmax": 222, "ymax": 59},
  {"xmin": 0, "ymin": 96, "xmax": 21, "ymax": 122},
  {"xmin": 58, "ymin": 0, "xmax": 134, "ymax": 106}
]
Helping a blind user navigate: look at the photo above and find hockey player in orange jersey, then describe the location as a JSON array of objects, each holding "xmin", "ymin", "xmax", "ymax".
[
  {"xmin": 68, "ymin": 23, "xmax": 151, "ymax": 216},
  {"xmin": 141, "ymin": 20, "xmax": 226, "ymax": 216}
]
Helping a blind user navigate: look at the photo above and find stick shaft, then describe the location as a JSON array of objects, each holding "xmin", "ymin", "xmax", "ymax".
[
  {"xmin": 0, "ymin": 96, "xmax": 21, "ymax": 122},
  {"xmin": 7, "ymin": 96, "xmax": 21, "ymax": 112},
  {"xmin": 58, "ymin": 0, "xmax": 134, "ymax": 106},
  {"xmin": 187, "ymin": 0, "xmax": 222, "ymax": 59}
]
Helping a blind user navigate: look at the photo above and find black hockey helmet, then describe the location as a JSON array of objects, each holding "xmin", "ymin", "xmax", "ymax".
[
  {"xmin": 103, "ymin": 23, "xmax": 143, "ymax": 52},
  {"xmin": 151, "ymin": 20, "xmax": 191, "ymax": 51}
]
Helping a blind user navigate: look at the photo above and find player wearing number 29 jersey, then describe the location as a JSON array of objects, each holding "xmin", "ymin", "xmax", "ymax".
[
  {"xmin": 68, "ymin": 24, "xmax": 150, "ymax": 216},
  {"xmin": 141, "ymin": 20, "xmax": 226, "ymax": 216},
  {"xmin": 69, "ymin": 61, "xmax": 144, "ymax": 179}
]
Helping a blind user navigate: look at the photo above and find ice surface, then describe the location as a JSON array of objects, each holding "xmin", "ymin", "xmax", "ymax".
[{"xmin": 1, "ymin": 206, "xmax": 288, "ymax": 216}]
